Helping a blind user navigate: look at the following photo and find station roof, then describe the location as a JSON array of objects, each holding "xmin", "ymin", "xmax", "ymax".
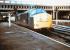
[
  {"xmin": 0, "ymin": 0, "xmax": 70, "ymax": 6},
  {"xmin": 23, "ymin": 0, "xmax": 70, "ymax": 6},
  {"xmin": 44, "ymin": 0, "xmax": 70, "ymax": 6}
]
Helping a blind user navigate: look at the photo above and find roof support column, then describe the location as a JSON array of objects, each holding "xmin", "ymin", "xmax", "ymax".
[
  {"xmin": 8, "ymin": 12, "xmax": 11, "ymax": 27},
  {"xmin": 53, "ymin": 6, "xmax": 58, "ymax": 25},
  {"xmin": 55, "ymin": 10, "xmax": 58, "ymax": 25},
  {"xmin": 53, "ymin": 6, "xmax": 55, "ymax": 20}
]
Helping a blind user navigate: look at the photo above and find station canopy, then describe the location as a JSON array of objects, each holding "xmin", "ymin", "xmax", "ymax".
[{"xmin": 0, "ymin": 0, "xmax": 70, "ymax": 6}]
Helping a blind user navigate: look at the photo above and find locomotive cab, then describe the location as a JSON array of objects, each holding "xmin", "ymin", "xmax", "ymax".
[{"xmin": 28, "ymin": 8, "xmax": 52, "ymax": 29}]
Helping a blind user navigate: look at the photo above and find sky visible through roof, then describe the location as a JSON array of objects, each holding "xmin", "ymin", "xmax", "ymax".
[{"xmin": 0, "ymin": 0, "xmax": 70, "ymax": 6}]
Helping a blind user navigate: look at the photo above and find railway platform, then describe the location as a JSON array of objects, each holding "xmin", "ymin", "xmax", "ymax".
[{"xmin": 0, "ymin": 22, "xmax": 70, "ymax": 50}]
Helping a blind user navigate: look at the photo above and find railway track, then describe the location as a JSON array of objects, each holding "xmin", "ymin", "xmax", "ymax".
[
  {"xmin": 53, "ymin": 25, "xmax": 70, "ymax": 41},
  {"xmin": 48, "ymin": 25, "xmax": 70, "ymax": 46},
  {"xmin": 34, "ymin": 25, "xmax": 70, "ymax": 47}
]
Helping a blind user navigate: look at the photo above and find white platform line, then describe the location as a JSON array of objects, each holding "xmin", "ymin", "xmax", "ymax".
[
  {"xmin": 13, "ymin": 23, "xmax": 70, "ymax": 48},
  {"xmin": 45, "ymin": 36, "xmax": 70, "ymax": 47},
  {"xmin": 30, "ymin": 30, "xmax": 70, "ymax": 48}
]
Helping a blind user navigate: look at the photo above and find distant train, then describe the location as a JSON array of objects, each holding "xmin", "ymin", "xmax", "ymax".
[{"xmin": 17, "ymin": 8, "xmax": 52, "ymax": 29}]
